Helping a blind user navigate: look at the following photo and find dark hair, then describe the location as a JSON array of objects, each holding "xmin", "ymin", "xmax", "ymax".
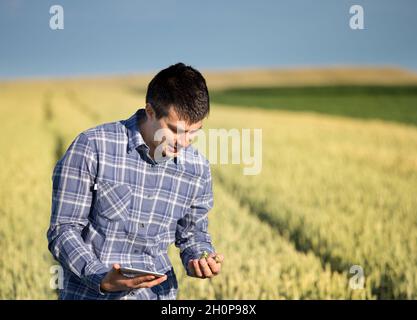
[{"xmin": 146, "ymin": 62, "xmax": 210, "ymax": 123}]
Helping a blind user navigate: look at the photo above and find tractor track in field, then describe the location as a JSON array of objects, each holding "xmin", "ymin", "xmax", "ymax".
[
  {"xmin": 213, "ymin": 172, "xmax": 345, "ymax": 271},
  {"xmin": 214, "ymin": 170, "xmax": 396, "ymax": 299},
  {"xmin": 42, "ymin": 91, "xmax": 66, "ymax": 162},
  {"xmin": 65, "ymin": 90, "xmax": 100, "ymax": 122},
  {"xmin": 43, "ymin": 89, "xmax": 100, "ymax": 163}
]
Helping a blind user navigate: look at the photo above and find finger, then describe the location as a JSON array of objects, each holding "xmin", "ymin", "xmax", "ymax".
[
  {"xmin": 112, "ymin": 263, "xmax": 121, "ymax": 274},
  {"xmin": 208, "ymin": 253, "xmax": 220, "ymax": 264},
  {"xmin": 193, "ymin": 259, "xmax": 204, "ymax": 278},
  {"xmin": 146, "ymin": 275, "xmax": 168, "ymax": 287},
  {"xmin": 188, "ymin": 260, "xmax": 196, "ymax": 276},
  {"xmin": 120, "ymin": 275, "xmax": 155, "ymax": 288},
  {"xmin": 206, "ymin": 257, "xmax": 221, "ymax": 275},
  {"xmin": 199, "ymin": 258, "xmax": 213, "ymax": 278},
  {"xmin": 135, "ymin": 275, "xmax": 168, "ymax": 289},
  {"xmin": 210, "ymin": 253, "xmax": 224, "ymax": 264},
  {"xmin": 129, "ymin": 275, "xmax": 156, "ymax": 286}
]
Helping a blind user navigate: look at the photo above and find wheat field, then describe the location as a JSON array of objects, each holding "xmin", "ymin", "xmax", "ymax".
[{"xmin": 0, "ymin": 69, "xmax": 416, "ymax": 299}]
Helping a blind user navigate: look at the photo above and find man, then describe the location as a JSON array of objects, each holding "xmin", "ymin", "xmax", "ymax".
[{"xmin": 47, "ymin": 63, "xmax": 224, "ymax": 300}]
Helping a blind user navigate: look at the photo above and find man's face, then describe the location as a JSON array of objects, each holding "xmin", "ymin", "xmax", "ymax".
[{"xmin": 145, "ymin": 104, "xmax": 203, "ymax": 157}]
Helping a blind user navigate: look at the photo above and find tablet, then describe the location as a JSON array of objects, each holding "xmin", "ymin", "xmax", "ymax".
[{"xmin": 120, "ymin": 266, "xmax": 166, "ymax": 278}]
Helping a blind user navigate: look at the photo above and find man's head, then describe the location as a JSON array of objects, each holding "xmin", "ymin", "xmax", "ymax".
[{"xmin": 142, "ymin": 63, "xmax": 209, "ymax": 157}]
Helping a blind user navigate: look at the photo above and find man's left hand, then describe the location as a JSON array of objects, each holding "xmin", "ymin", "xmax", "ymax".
[{"xmin": 187, "ymin": 253, "xmax": 224, "ymax": 279}]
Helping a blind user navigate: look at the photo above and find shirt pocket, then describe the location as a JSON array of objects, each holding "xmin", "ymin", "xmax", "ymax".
[{"xmin": 94, "ymin": 180, "xmax": 132, "ymax": 226}]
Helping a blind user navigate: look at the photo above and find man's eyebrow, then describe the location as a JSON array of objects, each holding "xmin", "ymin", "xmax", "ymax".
[{"xmin": 167, "ymin": 123, "xmax": 203, "ymax": 132}]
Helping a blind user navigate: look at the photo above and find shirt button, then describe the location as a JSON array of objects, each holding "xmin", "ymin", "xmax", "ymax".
[
  {"xmin": 139, "ymin": 223, "xmax": 145, "ymax": 228},
  {"xmin": 128, "ymin": 234, "xmax": 135, "ymax": 241}
]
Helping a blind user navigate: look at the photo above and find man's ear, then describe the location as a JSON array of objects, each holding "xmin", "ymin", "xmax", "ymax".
[{"xmin": 145, "ymin": 103, "xmax": 155, "ymax": 120}]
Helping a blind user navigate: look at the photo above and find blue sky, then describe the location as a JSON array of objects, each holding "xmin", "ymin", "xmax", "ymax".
[{"xmin": 1, "ymin": 0, "xmax": 416, "ymax": 79}]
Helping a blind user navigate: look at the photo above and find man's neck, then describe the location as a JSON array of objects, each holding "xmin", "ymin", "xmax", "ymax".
[{"xmin": 138, "ymin": 117, "xmax": 156, "ymax": 160}]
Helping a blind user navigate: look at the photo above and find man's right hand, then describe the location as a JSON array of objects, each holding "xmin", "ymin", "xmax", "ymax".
[{"xmin": 100, "ymin": 263, "xmax": 168, "ymax": 293}]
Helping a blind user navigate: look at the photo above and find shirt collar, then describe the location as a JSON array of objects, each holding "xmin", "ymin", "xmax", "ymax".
[
  {"xmin": 124, "ymin": 108, "xmax": 177, "ymax": 165},
  {"xmin": 125, "ymin": 108, "xmax": 148, "ymax": 153}
]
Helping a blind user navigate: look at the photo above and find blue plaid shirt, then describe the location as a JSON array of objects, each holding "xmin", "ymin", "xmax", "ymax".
[{"xmin": 47, "ymin": 108, "xmax": 215, "ymax": 300}]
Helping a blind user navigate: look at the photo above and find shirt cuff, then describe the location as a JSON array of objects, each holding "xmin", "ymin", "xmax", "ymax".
[{"xmin": 82, "ymin": 262, "xmax": 110, "ymax": 295}]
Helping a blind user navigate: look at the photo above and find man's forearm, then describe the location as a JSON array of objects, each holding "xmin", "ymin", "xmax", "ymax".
[{"xmin": 47, "ymin": 223, "xmax": 109, "ymax": 294}]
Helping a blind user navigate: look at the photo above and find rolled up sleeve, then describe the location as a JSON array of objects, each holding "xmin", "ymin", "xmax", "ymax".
[{"xmin": 175, "ymin": 162, "xmax": 216, "ymax": 276}]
